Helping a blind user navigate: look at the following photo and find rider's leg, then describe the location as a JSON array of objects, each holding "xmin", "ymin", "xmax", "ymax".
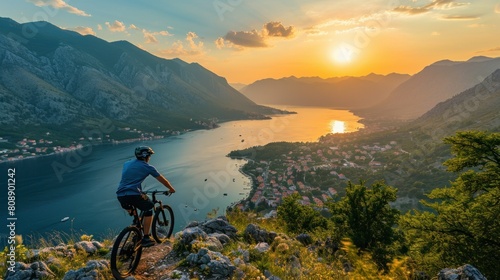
[{"xmin": 143, "ymin": 215, "xmax": 153, "ymax": 235}]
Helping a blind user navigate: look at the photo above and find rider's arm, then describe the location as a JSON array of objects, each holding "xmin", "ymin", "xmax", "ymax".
[{"xmin": 155, "ymin": 174, "xmax": 176, "ymax": 193}]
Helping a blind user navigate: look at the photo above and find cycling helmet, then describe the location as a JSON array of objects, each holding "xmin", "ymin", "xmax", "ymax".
[{"xmin": 135, "ymin": 146, "xmax": 155, "ymax": 159}]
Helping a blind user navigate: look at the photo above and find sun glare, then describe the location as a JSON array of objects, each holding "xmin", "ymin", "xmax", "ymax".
[
  {"xmin": 331, "ymin": 120, "xmax": 345, "ymax": 133},
  {"xmin": 331, "ymin": 45, "xmax": 355, "ymax": 64}
]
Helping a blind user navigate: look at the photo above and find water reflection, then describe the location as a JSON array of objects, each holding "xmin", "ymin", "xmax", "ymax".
[{"xmin": 330, "ymin": 120, "xmax": 346, "ymax": 133}]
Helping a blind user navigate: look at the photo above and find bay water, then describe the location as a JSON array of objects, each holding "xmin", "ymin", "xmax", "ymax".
[{"xmin": 0, "ymin": 106, "xmax": 363, "ymax": 244}]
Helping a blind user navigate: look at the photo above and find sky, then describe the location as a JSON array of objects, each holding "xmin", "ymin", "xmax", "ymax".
[{"xmin": 1, "ymin": 0, "xmax": 500, "ymax": 84}]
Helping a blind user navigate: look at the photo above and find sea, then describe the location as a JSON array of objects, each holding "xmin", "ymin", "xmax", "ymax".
[{"xmin": 0, "ymin": 106, "xmax": 363, "ymax": 244}]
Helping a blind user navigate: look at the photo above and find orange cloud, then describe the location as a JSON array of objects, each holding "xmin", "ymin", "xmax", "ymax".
[
  {"xmin": 160, "ymin": 32, "xmax": 205, "ymax": 56},
  {"xmin": 105, "ymin": 20, "xmax": 126, "ymax": 32},
  {"xmin": 69, "ymin": 26, "xmax": 96, "ymax": 36},
  {"xmin": 28, "ymin": 0, "xmax": 90, "ymax": 16},
  {"xmin": 393, "ymin": 0, "xmax": 468, "ymax": 15}
]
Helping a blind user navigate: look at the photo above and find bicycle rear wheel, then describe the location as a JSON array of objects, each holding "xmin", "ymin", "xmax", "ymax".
[
  {"xmin": 152, "ymin": 205, "xmax": 174, "ymax": 243},
  {"xmin": 110, "ymin": 226, "xmax": 143, "ymax": 279}
]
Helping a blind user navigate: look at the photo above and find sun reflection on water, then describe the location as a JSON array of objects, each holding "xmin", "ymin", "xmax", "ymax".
[{"xmin": 331, "ymin": 120, "xmax": 346, "ymax": 133}]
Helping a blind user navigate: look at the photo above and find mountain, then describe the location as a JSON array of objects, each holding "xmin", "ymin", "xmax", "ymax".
[
  {"xmin": 229, "ymin": 83, "xmax": 247, "ymax": 91},
  {"xmin": 240, "ymin": 73, "xmax": 410, "ymax": 108},
  {"xmin": 358, "ymin": 56, "xmax": 500, "ymax": 120},
  {"xmin": 408, "ymin": 69, "xmax": 500, "ymax": 137},
  {"xmin": 0, "ymin": 17, "xmax": 279, "ymax": 144}
]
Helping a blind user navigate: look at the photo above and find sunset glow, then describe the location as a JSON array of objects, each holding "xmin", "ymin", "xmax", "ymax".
[{"xmin": 2, "ymin": 1, "xmax": 499, "ymax": 83}]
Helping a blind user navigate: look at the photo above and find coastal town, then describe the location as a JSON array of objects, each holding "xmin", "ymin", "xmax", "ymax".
[
  {"xmin": 230, "ymin": 133, "xmax": 447, "ymax": 213},
  {"xmin": 0, "ymin": 129, "xmax": 172, "ymax": 162},
  {"xmin": 0, "ymin": 118, "xmax": 220, "ymax": 163}
]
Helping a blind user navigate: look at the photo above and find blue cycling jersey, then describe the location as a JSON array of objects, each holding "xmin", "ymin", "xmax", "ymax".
[{"xmin": 116, "ymin": 159, "xmax": 160, "ymax": 196}]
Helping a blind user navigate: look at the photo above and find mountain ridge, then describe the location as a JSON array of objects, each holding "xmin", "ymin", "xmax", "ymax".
[
  {"xmin": 240, "ymin": 73, "xmax": 410, "ymax": 108},
  {"xmin": 0, "ymin": 17, "xmax": 281, "ymax": 148}
]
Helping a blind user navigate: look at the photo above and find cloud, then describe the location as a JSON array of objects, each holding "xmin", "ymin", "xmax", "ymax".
[
  {"xmin": 495, "ymin": 4, "xmax": 500, "ymax": 14},
  {"xmin": 28, "ymin": 0, "xmax": 90, "ymax": 16},
  {"xmin": 223, "ymin": 30, "xmax": 267, "ymax": 48},
  {"xmin": 97, "ymin": 24, "xmax": 102, "ymax": 31},
  {"xmin": 142, "ymin": 29, "xmax": 172, "ymax": 44},
  {"xmin": 69, "ymin": 26, "xmax": 96, "ymax": 36},
  {"xmin": 105, "ymin": 20, "xmax": 126, "ymax": 32},
  {"xmin": 477, "ymin": 47, "xmax": 500, "ymax": 53},
  {"xmin": 160, "ymin": 32, "xmax": 205, "ymax": 56},
  {"xmin": 431, "ymin": 31, "xmax": 441, "ymax": 36},
  {"xmin": 441, "ymin": 14, "xmax": 480, "ymax": 20},
  {"xmin": 393, "ymin": 0, "xmax": 469, "ymax": 15},
  {"xmin": 129, "ymin": 24, "xmax": 139, "ymax": 30},
  {"xmin": 264, "ymin": 22, "xmax": 295, "ymax": 38},
  {"xmin": 217, "ymin": 21, "xmax": 295, "ymax": 49}
]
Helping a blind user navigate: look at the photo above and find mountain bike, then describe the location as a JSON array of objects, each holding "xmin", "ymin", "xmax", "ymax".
[{"xmin": 110, "ymin": 190, "xmax": 174, "ymax": 279}]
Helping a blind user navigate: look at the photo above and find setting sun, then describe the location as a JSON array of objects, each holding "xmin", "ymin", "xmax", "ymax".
[
  {"xmin": 331, "ymin": 120, "xmax": 346, "ymax": 133},
  {"xmin": 331, "ymin": 44, "xmax": 356, "ymax": 64}
]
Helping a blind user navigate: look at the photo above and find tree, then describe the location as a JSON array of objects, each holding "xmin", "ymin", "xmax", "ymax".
[
  {"xmin": 400, "ymin": 131, "xmax": 500, "ymax": 279},
  {"xmin": 277, "ymin": 193, "xmax": 329, "ymax": 234},
  {"xmin": 328, "ymin": 181, "xmax": 400, "ymax": 271}
]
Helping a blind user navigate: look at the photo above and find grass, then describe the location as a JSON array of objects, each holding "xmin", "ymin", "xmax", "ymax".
[
  {"xmin": 0, "ymin": 233, "xmax": 114, "ymax": 279},
  {"xmin": 224, "ymin": 210, "xmax": 418, "ymax": 280}
]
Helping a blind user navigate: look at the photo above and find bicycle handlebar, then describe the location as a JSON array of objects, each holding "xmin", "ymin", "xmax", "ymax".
[{"xmin": 142, "ymin": 190, "xmax": 172, "ymax": 196}]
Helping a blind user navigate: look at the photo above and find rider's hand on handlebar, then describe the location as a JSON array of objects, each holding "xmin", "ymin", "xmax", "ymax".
[{"xmin": 168, "ymin": 187, "xmax": 176, "ymax": 194}]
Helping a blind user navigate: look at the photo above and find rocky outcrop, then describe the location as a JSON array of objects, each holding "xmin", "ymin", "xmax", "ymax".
[
  {"xmin": 186, "ymin": 248, "xmax": 235, "ymax": 279},
  {"xmin": 438, "ymin": 264, "xmax": 487, "ymax": 280},
  {"xmin": 5, "ymin": 241, "xmax": 106, "ymax": 280},
  {"xmin": 243, "ymin": 224, "xmax": 277, "ymax": 244}
]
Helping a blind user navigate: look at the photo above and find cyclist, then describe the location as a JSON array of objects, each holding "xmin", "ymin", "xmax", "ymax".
[{"xmin": 116, "ymin": 146, "xmax": 176, "ymax": 247}]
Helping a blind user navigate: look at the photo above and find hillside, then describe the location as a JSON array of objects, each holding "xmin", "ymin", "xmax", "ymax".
[
  {"xmin": 358, "ymin": 56, "xmax": 500, "ymax": 120},
  {"xmin": 240, "ymin": 73, "xmax": 410, "ymax": 108},
  {"xmin": 0, "ymin": 17, "xmax": 281, "ymax": 146},
  {"xmin": 408, "ymin": 69, "xmax": 500, "ymax": 137}
]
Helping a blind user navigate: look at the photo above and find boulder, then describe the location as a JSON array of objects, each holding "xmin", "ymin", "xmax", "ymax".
[
  {"xmin": 438, "ymin": 264, "xmax": 486, "ymax": 280},
  {"xmin": 254, "ymin": 242, "xmax": 270, "ymax": 253},
  {"xmin": 187, "ymin": 248, "xmax": 235, "ymax": 279},
  {"xmin": 244, "ymin": 224, "xmax": 277, "ymax": 244},
  {"xmin": 199, "ymin": 218, "xmax": 238, "ymax": 238},
  {"xmin": 175, "ymin": 227, "xmax": 209, "ymax": 247},
  {"xmin": 5, "ymin": 261, "xmax": 55, "ymax": 280},
  {"xmin": 62, "ymin": 260, "xmax": 109, "ymax": 280},
  {"xmin": 295, "ymin": 234, "xmax": 313, "ymax": 246}
]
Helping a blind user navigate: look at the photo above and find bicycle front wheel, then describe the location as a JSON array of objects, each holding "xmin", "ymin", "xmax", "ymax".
[
  {"xmin": 152, "ymin": 205, "xmax": 174, "ymax": 243},
  {"xmin": 110, "ymin": 226, "xmax": 143, "ymax": 279}
]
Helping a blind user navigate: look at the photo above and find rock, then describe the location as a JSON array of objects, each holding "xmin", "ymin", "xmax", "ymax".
[
  {"xmin": 5, "ymin": 261, "xmax": 55, "ymax": 280},
  {"xmin": 254, "ymin": 242, "xmax": 270, "ymax": 253},
  {"xmin": 199, "ymin": 218, "xmax": 238, "ymax": 238},
  {"xmin": 187, "ymin": 248, "xmax": 235, "ymax": 279},
  {"xmin": 191, "ymin": 236, "xmax": 224, "ymax": 252},
  {"xmin": 74, "ymin": 241, "xmax": 100, "ymax": 255},
  {"xmin": 175, "ymin": 227, "xmax": 209, "ymax": 247},
  {"xmin": 438, "ymin": 264, "xmax": 486, "ymax": 280},
  {"xmin": 62, "ymin": 259, "xmax": 109, "ymax": 280},
  {"xmin": 296, "ymin": 234, "xmax": 313, "ymax": 246},
  {"xmin": 209, "ymin": 233, "xmax": 231, "ymax": 245},
  {"xmin": 244, "ymin": 224, "xmax": 277, "ymax": 244},
  {"xmin": 231, "ymin": 249, "xmax": 250, "ymax": 263}
]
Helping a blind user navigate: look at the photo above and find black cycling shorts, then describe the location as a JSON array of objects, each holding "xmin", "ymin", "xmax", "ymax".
[{"xmin": 117, "ymin": 194, "xmax": 154, "ymax": 216}]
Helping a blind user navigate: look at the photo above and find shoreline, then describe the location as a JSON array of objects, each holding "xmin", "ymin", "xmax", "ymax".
[{"xmin": 0, "ymin": 109, "xmax": 297, "ymax": 165}]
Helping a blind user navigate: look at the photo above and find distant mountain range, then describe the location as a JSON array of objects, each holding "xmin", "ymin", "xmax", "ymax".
[
  {"xmin": 241, "ymin": 56, "xmax": 500, "ymax": 121},
  {"xmin": 359, "ymin": 56, "xmax": 500, "ymax": 119},
  {"xmin": 240, "ymin": 73, "xmax": 410, "ymax": 109},
  {"xmin": 0, "ymin": 17, "xmax": 280, "ymax": 144}
]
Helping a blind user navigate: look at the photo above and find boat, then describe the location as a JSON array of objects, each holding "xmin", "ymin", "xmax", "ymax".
[
  {"xmin": 223, "ymin": 193, "xmax": 228, "ymax": 196},
  {"xmin": 61, "ymin": 217, "xmax": 69, "ymax": 222}
]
